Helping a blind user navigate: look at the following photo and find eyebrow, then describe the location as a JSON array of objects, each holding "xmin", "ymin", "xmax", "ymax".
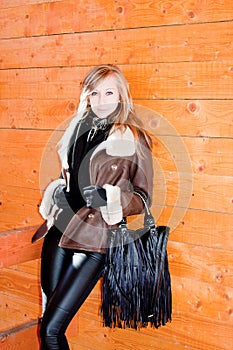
[
  {"xmin": 92, "ymin": 87, "xmax": 117, "ymax": 91},
  {"xmin": 90, "ymin": 87, "xmax": 117, "ymax": 94},
  {"xmin": 103, "ymin": 87, "xmax": 117, "ymax": 91}
]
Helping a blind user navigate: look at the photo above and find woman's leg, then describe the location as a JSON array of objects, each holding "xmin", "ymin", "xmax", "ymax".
[
  {"xmin": 40, "ymin": 251, "xmax": 105, "ymax": 350},
  {"xmin": 41, "ymin": 226, "xmax": 73, "ymax": 308}
]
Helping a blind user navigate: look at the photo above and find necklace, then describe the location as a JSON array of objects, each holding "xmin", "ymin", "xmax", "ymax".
[
  {"xmin": 86, "ymin": 104, "xmax": 121, "ymax": 142},
  {"xmin": 87, "ymin": 115, "xmax": 112, "ymax": 142}
]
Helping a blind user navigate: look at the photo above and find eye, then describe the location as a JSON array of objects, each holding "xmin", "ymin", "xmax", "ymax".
[
  {"xmin": 91, "ymin": 91, "xmax": 98, "ymax": 96},
  {"xmin": 106, "ymin": 91, "xmax": 114, "ymax": 96}
]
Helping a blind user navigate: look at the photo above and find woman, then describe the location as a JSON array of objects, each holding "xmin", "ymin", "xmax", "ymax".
[{"xmin": 38, "ymin": 64, "xmax": 153, "ymax": 349}]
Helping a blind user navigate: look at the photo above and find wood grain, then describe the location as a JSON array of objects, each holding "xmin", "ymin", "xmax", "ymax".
[
  {"xmin": 0, "ymin": 226, "xmax": 42, "ymax": 268},
  {"xmin": 1, "ymin": 99, "xmax": 233, "ymax": 138},
  {"xmin": 1, "ymin": 62, "xmax": 233, "ymax": 100},
  {"xmin": 0, "ymin": 320, "xmax": 40, "ymax": 350},
  {"xmin": 76, "ymin": 278, "xmax": 233, "ymax": 350},
  {"xmin": 0, "ymin": 268, "xmax": 41, "ymax": 304},
  {"xmin": 1, "ymin": 0, "xmax": 233, "ymax": 38},
  {"xmin": 157, "ymin": 208, "xmax": 233, "ymax": 250},
  {"xmin": 1, "ymin": 1, "xmax": 233, "ymax": 349},
  {"xmin": 1, "ymin": 21, "xmax": 233, "ymax": 69}
]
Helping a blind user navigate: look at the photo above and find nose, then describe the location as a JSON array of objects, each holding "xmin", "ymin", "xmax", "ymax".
[{"xmin": 98, "ymin": 93, "xmax": 107, "ymax": 105}]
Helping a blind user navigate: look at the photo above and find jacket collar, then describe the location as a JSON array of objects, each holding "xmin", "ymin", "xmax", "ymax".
[{"xmin": 91, "ymin": 126, "xmax": 136, "ymax": 159}]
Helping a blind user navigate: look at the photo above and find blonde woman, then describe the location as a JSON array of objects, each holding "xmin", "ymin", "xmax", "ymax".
[{"xmin": 38, "ymin": 64, "xmax": 153, "ymax": 349}]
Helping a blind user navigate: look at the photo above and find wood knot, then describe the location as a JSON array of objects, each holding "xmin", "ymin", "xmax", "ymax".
[
  {"xmin": 68, "ymin": 102, "xmax": 76, "ymax": 112},
  {"xmin": 215, "ymin": 272, "xmax": 224, "ymax": 283},
  {"xmin": 187, "ymin": 102, "xmax": 200, "ymax": 114},
  {"xmin": 188, "ymin": 11, "xmax": 195, "ymax": 19},
  {"xmin": 197, "ymin": 160, "xmax": 206, "ymax": 173},
  {"xmin": 149, "ymin": 118, "xmax": 159, "ymax": 129},
  {"xmin": 116, "ymin": 7, "xmax": 123, "ymax": 14}
]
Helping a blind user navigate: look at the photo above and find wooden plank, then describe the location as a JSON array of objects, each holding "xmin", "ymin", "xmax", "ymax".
[
  {"xmin": 188, "ymin": 174, "xmax": 233, "ymax": 214},
  {"xmin": 1, "ymin": 203, "xmax": 232, "ymax": 252},
  {"xmin": 0, "ymin": 99, "xmax": 77, "ymax": 130},
  {"xmin": 113, "ymin": 0, "xmax": 233, "ymax": 29},
  {"xmin": 10, "ymin": 259, "xmax": 41, "ymax": 275},
  {"xmin": 1, "ymin": 170, "xmax": 232, "ymax": 233},
  {"xmin": 0, "ymin": 65, "xmax": 88, "ymax": 91},
  {"xmin": 142, "ymin": 310, "xmax": 233, "ymax": 350},
  {"xmin": 0, "ymin": 268, "xmax": 41, "ymax": 304},
  {"xmin": 157, "ymin": 208, "xmax": 233, "ymax": 250},
  {"xmin": 1, "ymin": 21, "xmax": 233, "ymax": 69},
  {"xmin": 129, "ymin": 215, "xmax": 233, "ymax": 284},
  {"xmin": 1, "ymin": 171, "xmax": 232, "ymax": 231},
  {"xmin": 1, "ymin": 0, "xmax": 233, "ymax": 38},
  {"xmin": 0, "ymin": 316, "xmax": 78, "ymax": 349},
  {"xmin": 136, "ymin": 100, "xmax": 233, "ymax": 138},
  {"xmin": 168, "ymin": 241, "xmax": 233, "ymax": 287},
  {"xmin": 0, "ymin": 153, "xmax": 61, "ymax": 191},
  {"xmin": 0, "ymin": 29, "xmax": 118, "ymax": 69},
  {"xmin": 76, "ymin": 277, "xmax": 233, "ymax": 350},
  {"xmin": 1, "ymin": 127, "xmax": 233, "ymax": 202},
  {"xmin": 0, "ymin": 213, "xmax": 42, "ymax": 232},
  {"xmin": 123, "ymin": 62, "xmax": 233, "ymax": 100},
  {"xmin": 0, "ymin": 226, "xmax": 42, "ymax": 268},
  {"xmin": 1, "ymin": 130, "xmax": 232, "ymax": 192},
  {"xmin": 0, "ymin": 319, "xmax": 16, "ymax": 334},
  {"xmin": 0, "ymin": 185, "xmax": 49, "ymax": 232},
  {"xmin": 171, "ymin": 276, "xmax": 233, "ymax": 323},
  {"xmin": 0, "ymin": 156, "xmax": 42, "ymax": 189},
  {"xmin": 0, "ymin": 128, "xmax": 54, "ymax": 159},
  {"xmin": 0, "ymin": 145, "xmax": 232, "ymax": 229},
  {"xmin": 153, "ymin": 172, "xmax": 233, "ymax": 214},
  {"xmin": 0, "ymin": 0, "xmax": 116, "ymax": 38},
  {"xmin": 0, "ymin": 293, "xmax": 41, "ymax": 325},
  {"xmin": 82, "ymin": 275, "xmax": 233, "ymax": 324},
  {"xmin": 152, "ymin": 136, "xmax": 233, "ymax": 176},
  {"xmin": 0, "ymin": 2, "xmax": 231, "ymax": 350},
  {"xmin": 1, "ymin": 62, "xmax": 233, "ymax": 99},
  {"xmin": 0, "ymin": 186, "xmax": 43, "ymax": 225},
  {"xmin": 71, "ymin": 310, "xmax": 233, "ymax": 350},
  {"xmin": 0, "ymin": 156, "xmax": 60, "ymax": 189},
  {"xmin": 0, "ymin": 237, "xmax": 230, "ymax": 349},
  {"xmin": 0, "ymin": 0, "xmax": 58, "ymax": 10},
  {"xmin": 0, "ymin": 320, "xmax": 40, "ymax": 350},
  {"xmin": 1, "ymin": 99, "xmax": 233, "ymax": 138},
  {"xmin": 4, "ymin": 217, "xmax": 230, "ymax": 301},
  {"xmin": 72, "ymin": 318, "xmax": 187, "ymax": 350},
  {"xmin": 0, "ymin": 128, "xmax": 61, "ymax": 190}
]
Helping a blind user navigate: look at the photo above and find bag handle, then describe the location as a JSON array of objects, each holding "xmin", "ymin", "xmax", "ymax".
[{"xmin": 134, "ymin": 191, "xmax": 155, "ymax": 228}]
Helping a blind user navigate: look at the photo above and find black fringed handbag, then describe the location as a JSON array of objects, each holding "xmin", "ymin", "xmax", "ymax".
[{"xmin": 102, "ymin": 192, "xmax": 172, "ymax": 329}]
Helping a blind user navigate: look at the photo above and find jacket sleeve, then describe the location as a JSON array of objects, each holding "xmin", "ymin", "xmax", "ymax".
[
  {"xmin": 121, "ymin": 135, "xmax": 153, "ymax": 217},
  {"xmin": 100, "ymin": 133, "xmax": 153, "ymax": 224}
]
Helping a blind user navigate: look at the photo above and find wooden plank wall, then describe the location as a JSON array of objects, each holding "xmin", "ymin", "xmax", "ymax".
[{"xmin": 0, "ymin": 1, "xmax": 233, "ymax": 349}]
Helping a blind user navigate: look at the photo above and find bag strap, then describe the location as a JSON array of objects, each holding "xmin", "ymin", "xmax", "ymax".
[{"xmin": 134, "ymin": 191, "xmax": 155, "ymax": 228}]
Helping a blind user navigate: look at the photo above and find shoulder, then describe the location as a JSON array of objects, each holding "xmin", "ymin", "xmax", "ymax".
[
  {"xmin": 106, "ymin": 126, "xmax": 136, "ymax": 156},
  {"xmin": 90, "ymin": 126, "xmax": 136, "ymax": 158}
]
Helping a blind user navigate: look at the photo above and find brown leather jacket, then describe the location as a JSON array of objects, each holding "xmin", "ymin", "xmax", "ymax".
[{"xmin": 59, "ymin": 127, "xmax": 153, "ymax": 253}]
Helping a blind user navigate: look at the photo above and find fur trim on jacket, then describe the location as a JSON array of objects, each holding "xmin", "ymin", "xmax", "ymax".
[{"xmin": 35, "ymin": 125, "xmax": 153, "ymax": 252}]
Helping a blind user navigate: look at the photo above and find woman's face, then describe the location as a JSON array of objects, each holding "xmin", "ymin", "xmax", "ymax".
[{"xmin": 89, "ymin": 75, "xmax": 120, "ymax": 118}]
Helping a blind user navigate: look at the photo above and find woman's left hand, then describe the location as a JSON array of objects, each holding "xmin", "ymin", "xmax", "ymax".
[{"xmin": 82, "ymin": 185, "xmax": 107, "ymax": 208}]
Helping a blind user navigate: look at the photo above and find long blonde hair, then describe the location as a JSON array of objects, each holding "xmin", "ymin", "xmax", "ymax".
[
  {"xmin": 79, "ymin": 64, "xmax": 152, "ymax": 152},
  {"xmin": 58, "ymin": 65, "xmax": 152, "ymax": 164}
]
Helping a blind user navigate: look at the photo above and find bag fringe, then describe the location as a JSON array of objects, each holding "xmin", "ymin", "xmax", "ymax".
[{"xmin": 102, "ymin": 225, "xmax": 172, "ymax": 329}]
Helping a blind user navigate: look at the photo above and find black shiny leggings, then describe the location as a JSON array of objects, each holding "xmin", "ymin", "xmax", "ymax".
[{"xmin": 40, "ymin": 226, "xmax": 105, "ymax": 350}]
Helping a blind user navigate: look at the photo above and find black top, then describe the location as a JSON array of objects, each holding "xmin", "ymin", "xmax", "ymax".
[{"xmin": 66, "ymin": 110, "xmax": 113, "ymax": 212}]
